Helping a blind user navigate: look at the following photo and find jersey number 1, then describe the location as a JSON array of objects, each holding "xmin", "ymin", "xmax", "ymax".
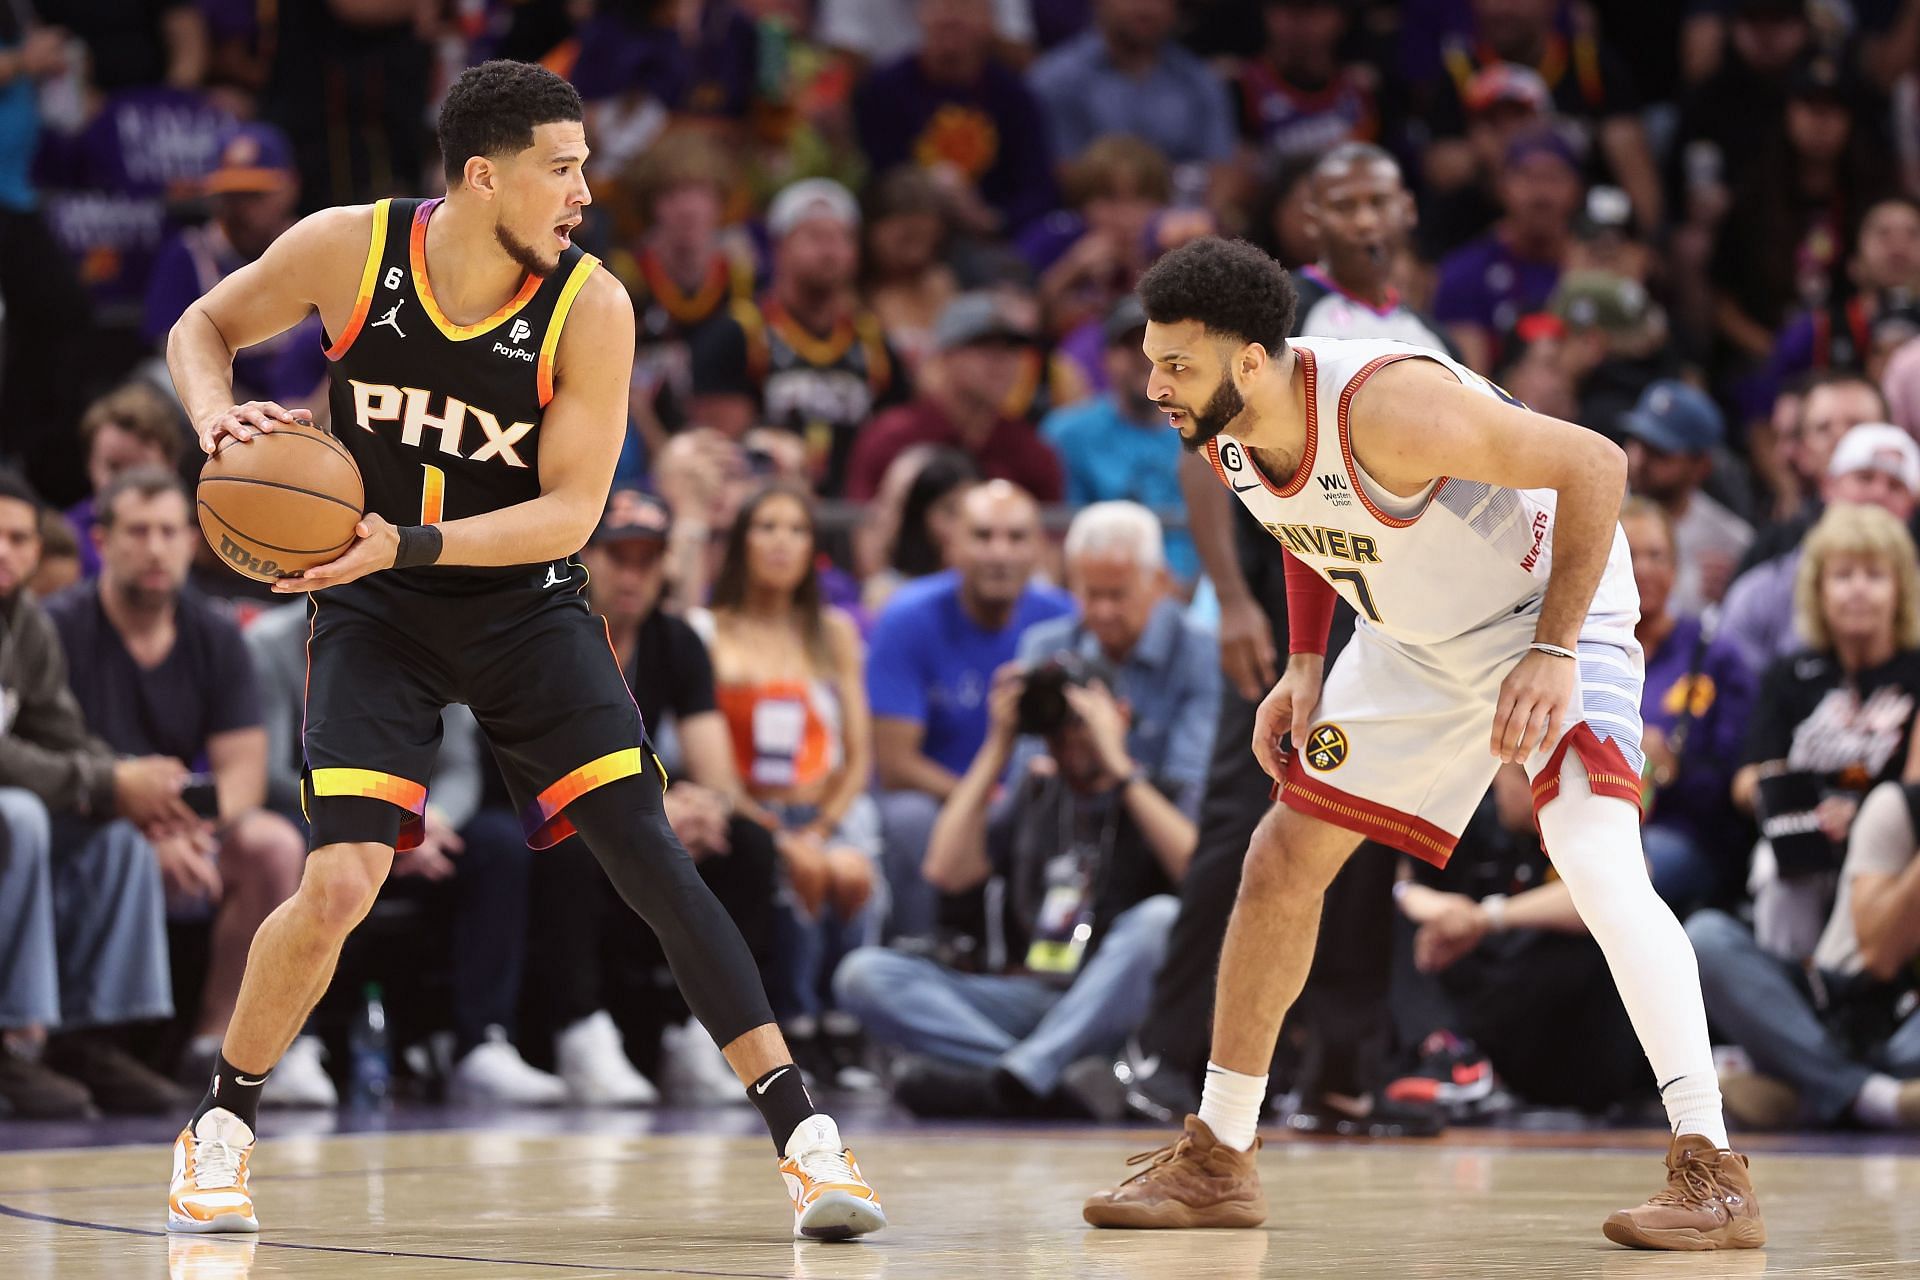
[
  {"xmin": 419, "ymin": 464, "xmax": 445, "ymax": 524},
  {"xmin": 1326, "ymin": 568, "xmax": 1382, "ymax": 624}
]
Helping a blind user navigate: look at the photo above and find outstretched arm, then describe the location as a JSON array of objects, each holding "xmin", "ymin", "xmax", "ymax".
[
  {"xmin": 1348, "ymin": 358, "xmax": 1628, "ymax": 761},
  {"xmin": 275, "ymin": 272, "xmax": 635, "ymax": 591}
]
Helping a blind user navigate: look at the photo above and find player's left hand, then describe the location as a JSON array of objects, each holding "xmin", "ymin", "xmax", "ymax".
[
  {"xmin": 1490, "ymin": 649, "xmax": 1575, "ymax": 764},
  {"xmin": 271, "ymin": 513, "xmax": 400, "ymax": 593}
]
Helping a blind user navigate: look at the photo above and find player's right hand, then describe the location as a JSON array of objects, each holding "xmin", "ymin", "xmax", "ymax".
[
  {"xmin": 1217, "ymin": 595, "xmax": 1277, "ymax": 701},
  {"xmin": 196, "ymin": 401, "xmax": 312, "ymax": 453},
  {"xmin": 1252, "ymin": 655, "xmax": 1323, "ymax": 782}
]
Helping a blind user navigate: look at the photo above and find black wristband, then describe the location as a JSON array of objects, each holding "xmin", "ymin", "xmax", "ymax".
[{"xmin": 392, "ymin": 524, "xmax": 443, "ymax": 569}]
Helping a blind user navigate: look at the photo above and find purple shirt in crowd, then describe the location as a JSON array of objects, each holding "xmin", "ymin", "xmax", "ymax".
[
  {"xmin": 1641, "ymin": 614, "xmax": 1757, "ymax": 851},
  {"xmin": 1432, "ymin": 234, "xmax": 1564, "ymax": 343},
  {"xmin": 854, "ymin": 55, "xmax": 1056, "ymax": 233},
  {"xmin": 34, "ymin": 86, "xmax": 232, "ymax": 312},
  {"xmin": 568, "ymin": 5, "xmax": 758, "ymax": 117}
]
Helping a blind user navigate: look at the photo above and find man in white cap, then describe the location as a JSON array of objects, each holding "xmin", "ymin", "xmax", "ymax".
[
  {"xmin": 689, "ymin": 178, "xmax": 910, "ymax": 496},
  {"xmin": 1720, "ymin": 423, "xmax": 1920, "ymax": 673}
]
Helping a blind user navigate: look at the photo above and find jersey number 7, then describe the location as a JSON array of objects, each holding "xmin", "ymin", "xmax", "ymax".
[{"xmin": 1326, "ymin": 567, "xmax": 1382, "ymax": 624}]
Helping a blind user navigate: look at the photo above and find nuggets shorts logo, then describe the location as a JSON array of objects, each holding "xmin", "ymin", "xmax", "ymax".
[{"xmin": 1304, "ymin": 724, "xmax": 1349, "ymax": 772}]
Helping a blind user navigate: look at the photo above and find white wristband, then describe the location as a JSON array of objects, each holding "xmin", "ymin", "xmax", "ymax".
[
  {"xmin": 1481, "ymin": 893, "xmax": 1509, "ymax": 933},
  {"xmin": 1530, "ymin": 642, "xmax": 1579, "ymax": 661}
]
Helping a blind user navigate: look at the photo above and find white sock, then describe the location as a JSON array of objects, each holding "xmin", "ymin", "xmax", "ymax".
[
  {"xmin": 1536, "ymin": 764, "xmax": 1726, "ymax": 1149},
  {"xmin": 1196, "ymin": 1061, "xmax": 1266, "ymax": 1152},
  {"xmin": 1660, "ymin": 1073, "xmax": 1729, "ymax": 1148},
  {"xmin": 1853, "ymin": 1073, "xmax": 1902, "ymax": 1128}
]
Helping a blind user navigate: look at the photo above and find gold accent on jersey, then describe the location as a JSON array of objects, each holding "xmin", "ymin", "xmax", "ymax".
[
  {"xmin": 1263, "ymin": 522, "xmax": 1383, "ymax": 565},
  {"xmin": 537, "ymin": 254, "xmax": 603, "ymax": 406}
]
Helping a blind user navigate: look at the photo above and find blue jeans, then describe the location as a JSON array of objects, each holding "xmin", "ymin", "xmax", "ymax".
[
  {"xmin": 763, "ymin": 798, "xmax": 882, "ymax": 1021},
  {"xmin": 875, "ymin": 788, "xmax": 941, "ymax": 942},
  {"xmin": 833, "ymin": 894, "xmax": 1179, "ymax": 1096},
  {"xmin": 1689, "ymin": 908, "xmax": 1920, "ymax": 1123},
  {"xmin": 0, "ymin": 789, "xmax": 172, "ymax": 1029},
  {"xmin": 1643, "ymin": 822, "xmax": 1721, "ymax": 914}
]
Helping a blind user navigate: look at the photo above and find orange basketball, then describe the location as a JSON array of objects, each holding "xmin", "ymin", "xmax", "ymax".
[{"xmin": 196, "ymin": 421, "xmax": 364, "ymax": 582}]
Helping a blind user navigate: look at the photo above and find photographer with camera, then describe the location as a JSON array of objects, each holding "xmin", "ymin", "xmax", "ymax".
[{"xmin": 833, "ymin": 654, "xmax": 1190, "ymax": 1118}]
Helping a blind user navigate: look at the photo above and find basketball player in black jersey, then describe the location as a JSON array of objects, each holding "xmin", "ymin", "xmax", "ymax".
[{"xmin": 162, "ymin": 61, "xmax": 884, "ymax": 1242}]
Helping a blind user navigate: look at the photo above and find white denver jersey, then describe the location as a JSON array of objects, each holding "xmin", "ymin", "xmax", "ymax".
[{"xmin": 1204, "ymin": 336, "xmax": 1639, "ymax": 648}]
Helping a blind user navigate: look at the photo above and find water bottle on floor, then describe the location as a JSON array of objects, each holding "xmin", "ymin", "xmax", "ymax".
[{"xmin": 349, "ymin": 983, "xmax": 391, "ymax": 1108}]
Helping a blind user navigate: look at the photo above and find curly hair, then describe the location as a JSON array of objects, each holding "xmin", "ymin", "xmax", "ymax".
[
  {"xmin": 439, "ymin": 60, "xmax": 583, "ymax": 184},
  {"xmin": 1137, "ymin": 237, "xmax": 1298, "ymax": 353}
]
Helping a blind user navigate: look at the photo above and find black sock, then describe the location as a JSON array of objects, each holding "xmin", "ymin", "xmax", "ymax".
[
  {"xmin": 747, "ymin": 1063, "xmax": 819, "ymax": 1155},
  {"xmin": 192, "ymin": 1053, "xmax": 268, "ymax": 1134}
]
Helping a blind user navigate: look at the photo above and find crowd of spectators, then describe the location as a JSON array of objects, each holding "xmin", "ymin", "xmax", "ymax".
[{"xmin": 14, "ymin": 0, "xmax": 1920, "ymax": 1135}]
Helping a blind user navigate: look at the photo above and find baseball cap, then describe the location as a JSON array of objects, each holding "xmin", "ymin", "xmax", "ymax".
[
  {"xmin": 1104, "ymin": 295, "xmax": 1148, "ymax": 346},
  {"xmin": 1464, "ymin": 63, "xmax": 1551, "ymax": 117},
  {"xmin": 934, "ymin": 292, "xmax": 1037, "ymax": 351},
  {"xmin": 767, "ymin": 178, "xmax": 860, "ymax": 238},
  {"xmin": 1550, "ymin": 271, "xmax": 1651, "ymax": 336},
  {"xmin": 1620, "ymin": 380, "xmax": 1725, "ymax": 455},
  {"xmin": 591, "ymin": 488, "xmax": 672, "ymax": 546},
  {"xmin": 203, "ymin": 123, "xmax": 296, "ymax": 195},
  {"xmin": 1829, "ymin": 423, "xmax": 1920, "ymax": 492},
  {"xmin": 1504, "ymin": 127, "xmax": 1581, "ymax": 175}
]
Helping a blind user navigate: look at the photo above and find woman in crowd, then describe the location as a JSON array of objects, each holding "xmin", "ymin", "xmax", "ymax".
[
  {"xmin": 862, "ymin": 167, "xmax": 957, "ymax": 375},
  {"xmin": 700, "ymin": 483, "xmax": 881, "ymax": 1081},
  {"xmin": 856, "ymin": 445, "xmax": 978, "ymax": 612},
  {"xmin": 1621, "ymin": 498, "xmax": 1757, "ymax": 913},
  {"xmin": 1734, "ymin": 502, "xmax": 1920, "ymax": 957}
]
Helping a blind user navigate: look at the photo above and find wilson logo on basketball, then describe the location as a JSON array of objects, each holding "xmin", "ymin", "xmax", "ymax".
[
  {"xmin": 1304, "ymin": 724, "xmax": 1349, "ymax": 771},
  {"xmin": 217, "ymin": 533, "xmax": 280, "ymax": 579}
]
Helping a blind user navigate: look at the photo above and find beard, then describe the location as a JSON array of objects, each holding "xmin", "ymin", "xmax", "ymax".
[
  {"xmin": 495, "ymin": 222, "xmax": 559, "ymax": 279},
  {"xmin": 1174, "ymin": 374, "xmax": 1247, "ymax": 454}
]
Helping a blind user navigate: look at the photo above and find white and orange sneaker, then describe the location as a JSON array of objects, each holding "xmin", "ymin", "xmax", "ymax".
[
  {"xmin": 167, "ymin": 1109, "xmax": 259, "ymax": 1234},
  {"xmin": 778, "ymin": 1114, "xmax": 886, "ymax": 1241}
]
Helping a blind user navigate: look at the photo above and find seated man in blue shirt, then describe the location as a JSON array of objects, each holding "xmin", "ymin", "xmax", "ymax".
[
  {"xmin": 1015, "ymin": 501, "xmax": 1217, "ymax": 817},
  {"xmin": 45, "ymin": 468, "xmax": 310, "ymax": 1098},
  {"xmin": 866, "ymin": 481, "xmax": 1073, "ymax": 940}
]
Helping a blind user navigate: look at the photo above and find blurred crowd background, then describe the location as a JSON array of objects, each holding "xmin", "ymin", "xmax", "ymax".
[{"xmin": 8, "ymin": 0, "xmax": 1920, "ymax": 1142}]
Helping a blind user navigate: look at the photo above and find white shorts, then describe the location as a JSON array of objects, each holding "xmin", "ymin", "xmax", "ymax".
[{"xmin": 1279, "ymin": 607, "xmax": 1647, "ymax": 866}]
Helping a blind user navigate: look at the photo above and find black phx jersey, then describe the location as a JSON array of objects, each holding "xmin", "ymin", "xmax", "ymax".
[
  {"xmin": 323, "ymin": 196, "xmax": 599, "ymax": 591},
  {"xmin": 302, "ymin": 195, "xmax": 653, "ymax": 857}
]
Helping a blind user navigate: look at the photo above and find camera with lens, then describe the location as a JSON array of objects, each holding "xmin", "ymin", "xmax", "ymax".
[{"xmin": 1016, "ymin": 651, "xmax": 1110, "ymax": 737}]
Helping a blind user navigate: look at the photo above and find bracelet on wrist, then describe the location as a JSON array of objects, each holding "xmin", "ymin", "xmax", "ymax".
[
  {"xmin": 1481, "ymin": 893, "xmax": 1509, "ymax": 933},
  {"xmin": 1529, "ymin": 642, "xmax": 1579, "ymax": 661}
]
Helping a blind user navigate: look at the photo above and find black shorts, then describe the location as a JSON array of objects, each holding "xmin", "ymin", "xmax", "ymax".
[{"xmin": 300, "ymin": 560, "xmax": 651, "ymax": 852}]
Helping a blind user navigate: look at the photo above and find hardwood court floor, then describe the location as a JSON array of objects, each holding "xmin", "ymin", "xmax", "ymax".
[{"xmin": 2, "ymin": 1124, "xmax": 1916, "ymax": 1279}]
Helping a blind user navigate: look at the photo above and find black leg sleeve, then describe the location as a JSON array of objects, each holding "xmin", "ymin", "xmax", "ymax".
[
  {"xmin": 523, "ymin": 832, "xmax": 612, "ymax": 1032},
  {"xmin": 559, "ymin": 764, "xmax": 777, "ymax": 1049}
]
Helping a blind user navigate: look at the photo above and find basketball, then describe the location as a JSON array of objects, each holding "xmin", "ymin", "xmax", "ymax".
[{"xmin": 196, "ymin": 421, "xmax": 364, "ymax": 582}]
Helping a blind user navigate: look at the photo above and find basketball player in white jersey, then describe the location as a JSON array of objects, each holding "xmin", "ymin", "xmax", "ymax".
[{"xmin": 1083, "ymin": 237, "xmax": 1765, "ymax": 1251}]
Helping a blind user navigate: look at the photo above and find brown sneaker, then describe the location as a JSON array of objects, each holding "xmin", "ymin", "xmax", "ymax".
[
  {"xmin": 0, "ymin": 1042, "xmax": 96, "ymax": 1119},
  {"xmin": 1602, "ymin": 1134, "xmax": 1766, "ymax": 1251},
  {"xmin": 1082, "ymin": 1115, "xmax": 1267, "ymax": 1229},
  {"xmin": 44, "ymin": 1032, "xmax": 192, "ymax": 1115}
]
